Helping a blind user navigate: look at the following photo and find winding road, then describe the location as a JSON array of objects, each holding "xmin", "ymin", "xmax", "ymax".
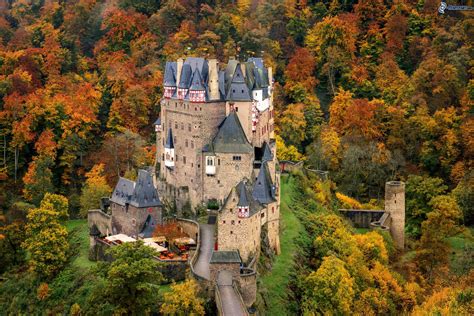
[
  {"xmin": 193, "ymin": 223, "xmax": 215, "ymax": 280},
  {"xmin": 192, "ymin": 219, "xmax": 247, "ymax": 315}
]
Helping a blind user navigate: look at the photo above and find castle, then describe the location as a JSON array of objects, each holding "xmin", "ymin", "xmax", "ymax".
[
  {"xmin": 155, "ymin": 57, "xmax": 280, "ymax": 262},
  {"xmin": 89, "ymin": 57, "xmax": 280, "ymax": 268}
]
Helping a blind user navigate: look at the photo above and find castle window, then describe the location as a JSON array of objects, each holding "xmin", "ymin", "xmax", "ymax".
[
  {"xmin": 207, "ymin": 157, "xmax": 214, "ymax": 166},
  {"xmin": 185, "ymin": 139, "xmax": 188, "ymax": 147},
  {"xmin": 230, "ymin": 231, "xmax": 233, "ymax": 234},
  {"xmin": 223, "ymin": 220, "xmax": 226, "ymax": 224},
  {"xmin": 183, "ymin": 156, "xmax": 186, "ymax": 164},
  {"xmin": 217, "ymin": 180, "xmax": 220, "ymax": 184},
  {"xmin": 231, "ymin": 220, "xmax": 235, "ymax": 225},
  {"xmin": 261, "ymin": 213, "xmax": 265, "ymax": 218},
  {"xmin": 241, "ymin": 90, "xmax": 244, "ymax": 93},
  {"xmin": 233, "ymin": 156, "xmax": 241, "ymax": 161},
  {"xmin": 235, "ymin": 107, "xmax": 238, "ymax": 112},
  {"xmin": 232, "ymin": 89, "xmax": 235, "ymax": 93},
  {"xmin": 218, "ymin": 159, "xmax": 220, "ymax": 165},
  {"xmin": 272, "ymin": 207, "xmax": 275, "ymax": 214},
  {"xmin": 238, "ymin": 220, "xmax": 241, "ymax": 224}
]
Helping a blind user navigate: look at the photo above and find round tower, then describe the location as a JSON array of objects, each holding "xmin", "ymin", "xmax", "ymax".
[{"xmin": 385, "ymin": 181, "xmax": 405, "ymax": 250}]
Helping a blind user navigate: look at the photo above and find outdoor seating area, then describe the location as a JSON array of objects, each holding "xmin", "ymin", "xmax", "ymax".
[{"xmin": 100, "ymin": 233, "xmax": 195, "ymax": 261}]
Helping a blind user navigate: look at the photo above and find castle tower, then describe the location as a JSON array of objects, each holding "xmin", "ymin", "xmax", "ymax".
[{"xmin": 385, "ymin": 181, "xmax": 405, "ymax": 250}]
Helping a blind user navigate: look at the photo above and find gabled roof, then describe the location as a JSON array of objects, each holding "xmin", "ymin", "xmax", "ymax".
[
  {"xmin": 163, "ymin": 62, "xmax": 176, "ymax": 87},
  {"xmin": 110, "ymin": 177, "xmax": 135, "ymax": 206},
  {"xmin": 252, "ymin": 162, "xmax": 276, "ymax": 204},
  {"xmin": 154, "ymin": 118, "xmax": 161, "ymax": 126},
  {"xmin": 237, "ymin": 181, "xmax": 250, "ymax": 207},
  {"xmin": 226, "ymin": 65, "xmax": 252, "ymax": 101},
  {"xmin": 130, "ymin": 170, "xmax": 161, "ymax": 208},
  {"xmin": 165, "ymin": 128, "xmax": 174, "ymax": 149},
  {"xmin": 212, "ymin": 112, "xmax": 252, "ymax": 153},
  {"xmin": 231, "ymin": 180, "xmax": 263, "ymax": 217},
  {"xmin": 189, "ymin": 68, "xmax": 205, "ymax": 91},
  {"xmin": 178, "ymin": 64, "xmax": 192, "ymax": 89},
  {"xmin": 262, "ymin": 142, "xmax": 273, "ymax": 162}
]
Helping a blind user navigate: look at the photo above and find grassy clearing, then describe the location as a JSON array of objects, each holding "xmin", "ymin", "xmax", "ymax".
[
  {"xmin": 260, "ymin": 175, "xmax": 304, "ymax": 316},
  {"xmin": 65, "ymin": 219, "xmax": 97, "ymax": 269},
  {"xmin": 354, "ymin": 227, "xmax": 370, "ymax": 234}
]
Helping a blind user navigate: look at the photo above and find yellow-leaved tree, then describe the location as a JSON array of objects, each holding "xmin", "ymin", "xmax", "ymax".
[
  {"xmin": 160, "ymin": 279, "xmax": 205, "ymax": 316},
  {"xmin": 80, "ymin": 164, "xmax": 112, "ymax": 217},
  {"xmin": 22, "ymin": 194, "xmax": 69, "ymax": 279}
]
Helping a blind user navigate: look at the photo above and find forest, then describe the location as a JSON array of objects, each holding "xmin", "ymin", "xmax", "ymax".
[{"xmin": 0, "ymin": 0, "xmax": 472, "ymax": 315}]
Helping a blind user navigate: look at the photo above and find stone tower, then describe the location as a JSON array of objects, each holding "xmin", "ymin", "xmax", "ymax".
[{"xmin": 385, "ymin": 181, "xmax": 405, "ymax": 250}]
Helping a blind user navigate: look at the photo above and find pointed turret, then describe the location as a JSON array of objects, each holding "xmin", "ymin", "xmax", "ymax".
[
  {"xmin": 252, "ymin": 162, "xmax": 275, "ymax": 204},
  {"xmin": 165, "ymin": 128, "xmax": 174, "ymax": 149}
]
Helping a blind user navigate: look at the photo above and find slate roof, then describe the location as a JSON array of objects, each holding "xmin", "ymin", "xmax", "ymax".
[
  {"xmin": 210, "ymin": 250, "xmax": 242, "ymax": 264},
  {"xmin": 154, "ymin": 118, "xmax": 161, "ymax": 126},
  {"xmin": 130, "ymin": 170, "xmax": 161, "ymax": 208},
  {"xmin": 139, "ymin": 214, "xmax": 157, "ymax": 238},
  {"xmin": 178, "ymin": 64, "xmax": 192, "ymax": 89},
  {"xmin": 163, "ymin": 62, "xmax": 177, "ymax": 87},
  {"xmin": 165, "ymin": 128, "xmax": 174, "ymax": 149},
  {"xmin": 110, "ymin": 170, "xmax": 161, "ymax": 208},
  {"xmin": 235, "ymin": 180, "xmax": 263, "ymax": 217},
  {"xmin": 226, "ymin": 64, "xmax": 252, "ymax": 101},
  {"xmin": 261, "ymin": 142, "xmax": 273, "ymax": 162},
  {"xmin": 212, "ymin": 112, "xmax": 252, "ymax": 153},
  {"xmin": 190, "ymin": 68, "xmax": 205, "ymax": 91},
  {"xmin": 110, "ymin": 177, "xmax": 135, "ymax": 206},
  {"xmin": 162, "ymin": 57, "xmax": 271, "ymax": 102},
  {"xmin": 237, "ymin": 181, "xmax": 250, "ymax": 207},
  {"xmin": 252, "ymin": 162, "xmax": 276, "ymax": 204}
]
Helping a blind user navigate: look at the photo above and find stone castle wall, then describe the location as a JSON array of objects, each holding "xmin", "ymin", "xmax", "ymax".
[
  {"xmin": 239, "ymin": 268, "xmax": 257, "ymax": 308},
  {"xmin": 218, "ymin": 188, "xmax": 262, "ymax": 263},
  {"xmin": 159, "ymin": 99, "xmax": 227, "ymax": 207},
  {"xmin": 87, "ymin": 209, "xmax": 112, "ymax": 236},
  {"xmin": 111, "ymin": 203, "xmax": 162, "ymax": 237},
  {"xmin": 202, "ymin": 152, "xmax": 254, "ymax": 205}
]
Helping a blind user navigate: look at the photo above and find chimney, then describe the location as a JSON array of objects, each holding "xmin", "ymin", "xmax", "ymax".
[
  {"xmin": 176, "ymin": 58, "xmax": 183, "ymax": 87},
  {"xmin": 208, "ymin": 59, "xmax": 220, "ymax": 100}
]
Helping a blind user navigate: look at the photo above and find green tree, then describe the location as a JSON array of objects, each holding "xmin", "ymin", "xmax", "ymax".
[
  {"xmin": 99, "ymin": 241, "xmax": 164, "ymax": 314},
  {"xmin": 22, "ymin": 157, "xmax": 55, "ymax": 206},
  {"xmin": 405, "ymin": 175, "xmax": 448, "ymax": 237},
  {"xmin": 22, "ymin": 198, "xmax": 69, "ymax": 279},
  {"xmin": 160, "ymin": 279, "xmax": 205, "ymax": 315},
  {"xmin": 416, "ymin": 195, "xmax": 462, "ymax": 281},
  {"xmin": 0, "ymin": 221, "xmax": 27, "ymax": 273}
]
